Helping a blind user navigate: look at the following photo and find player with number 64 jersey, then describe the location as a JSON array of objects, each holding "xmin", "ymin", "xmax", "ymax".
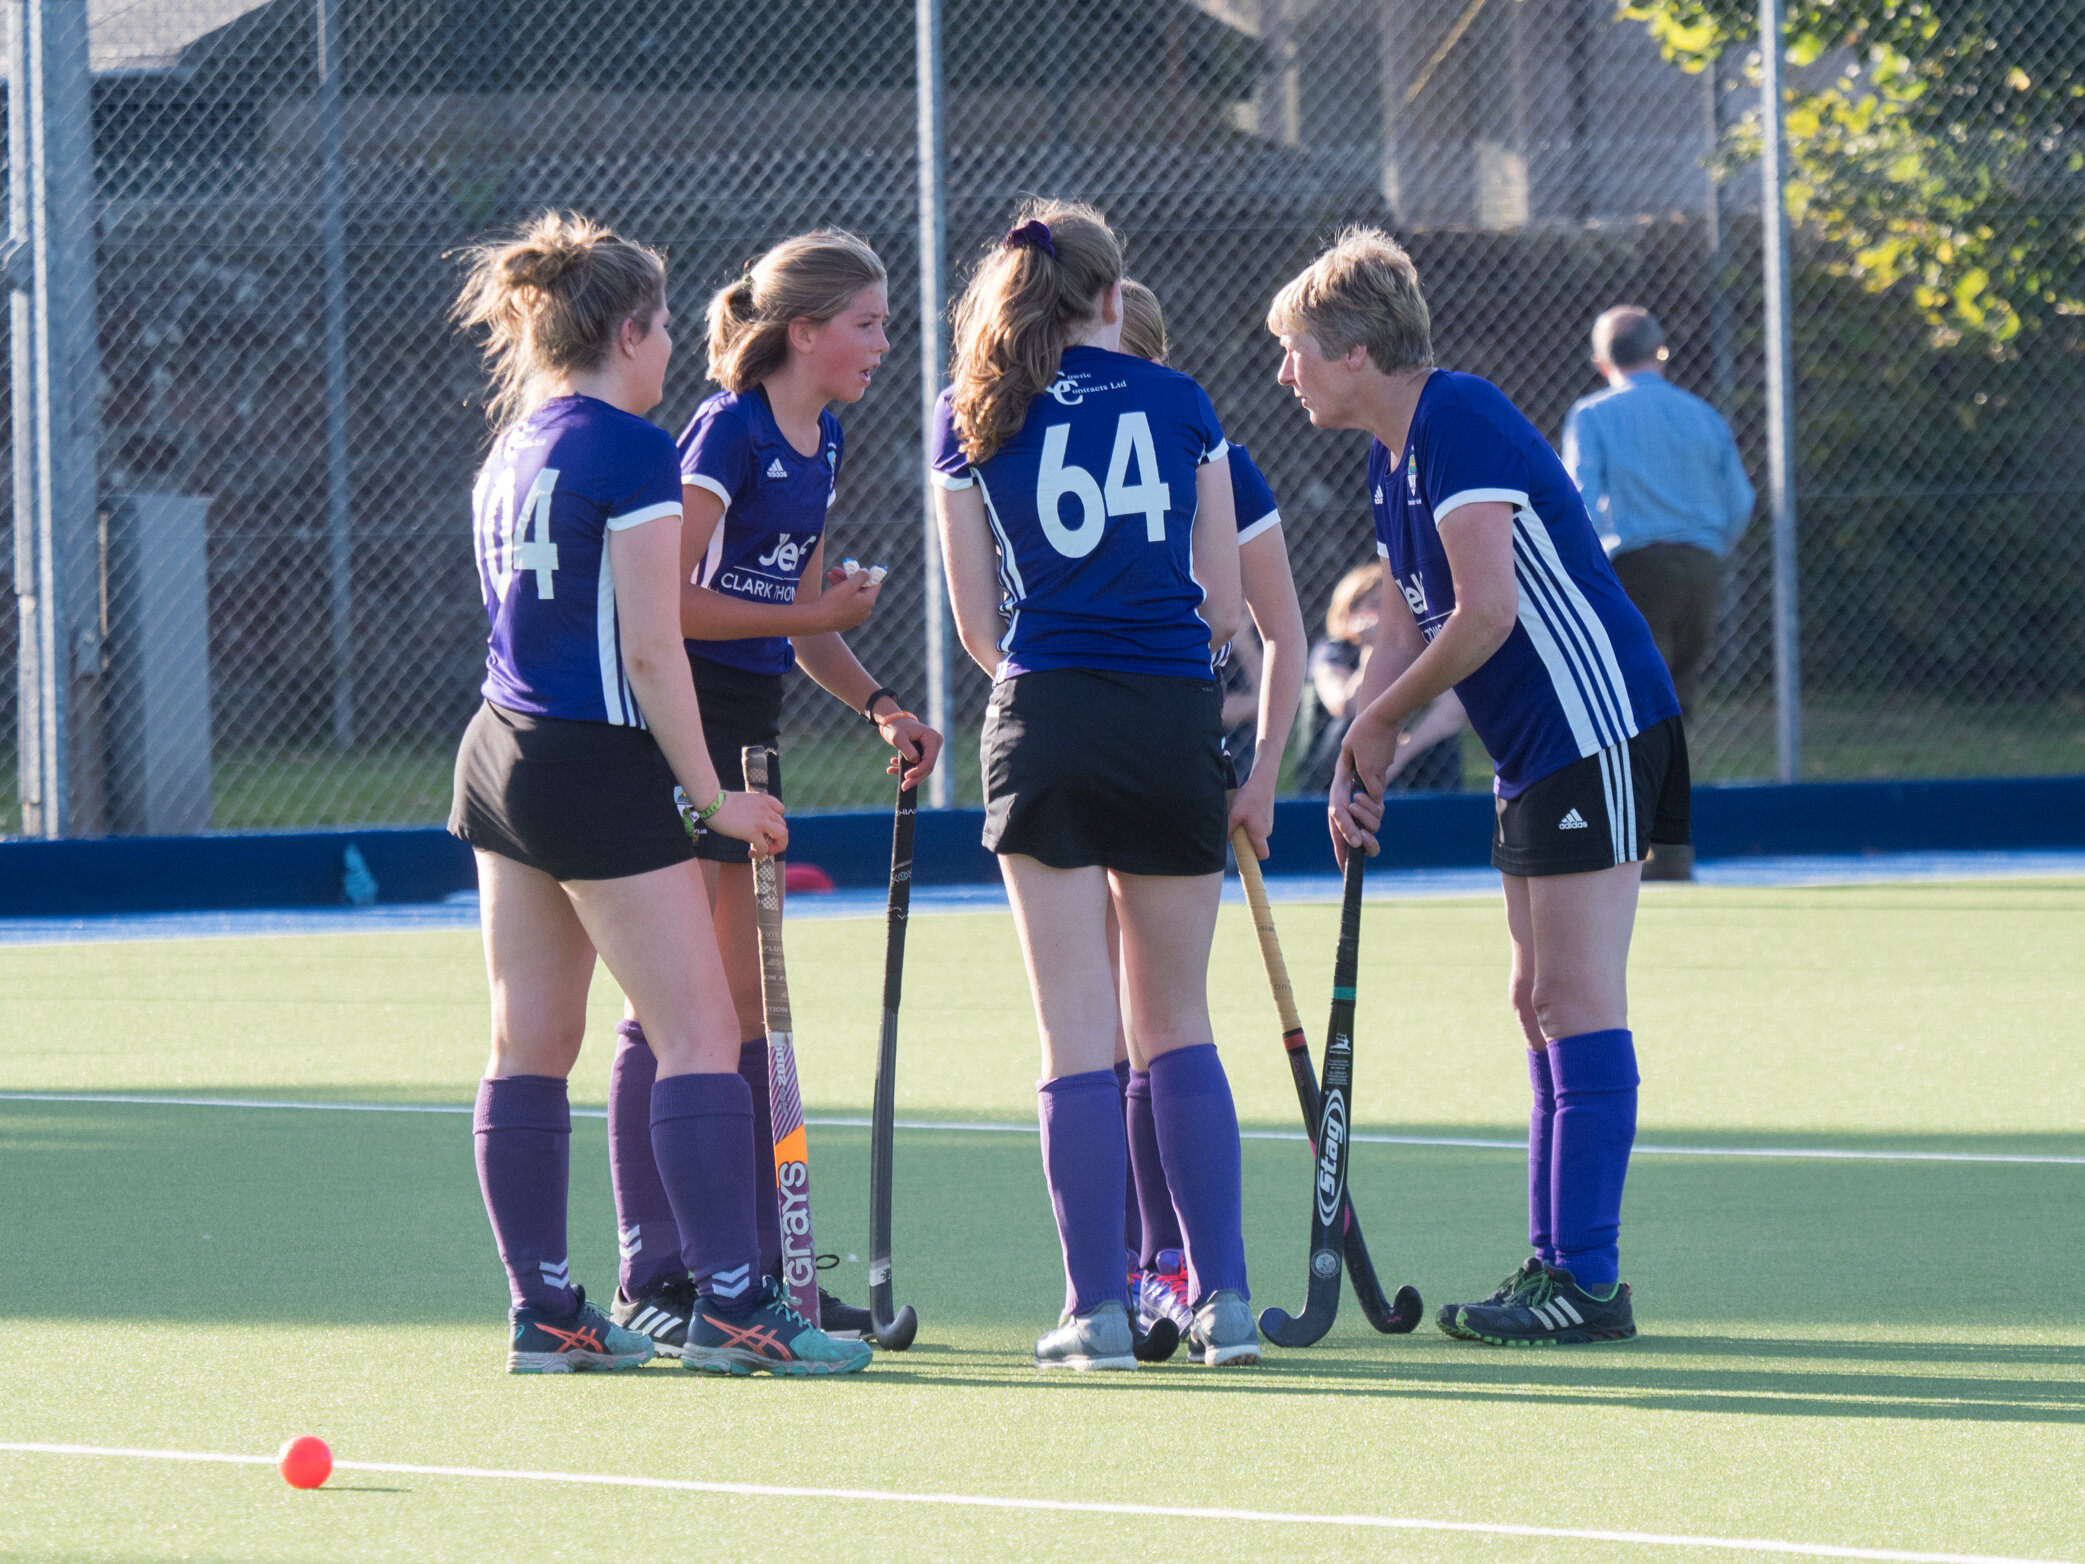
[{"xmin": 931, "ymin": 338, "xmax": 1227, "ymax": 680}]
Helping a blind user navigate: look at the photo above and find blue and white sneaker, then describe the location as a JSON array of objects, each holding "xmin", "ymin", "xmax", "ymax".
[
  {"xmin": 508, "ymin": 1286, "xmax": 655, "ymax": 1374},
  {"xmin": 1135, "ymin": 1249, "xmax": 1194, "ymax": 1338}
]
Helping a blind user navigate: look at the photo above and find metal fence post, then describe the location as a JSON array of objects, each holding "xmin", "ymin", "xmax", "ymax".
[
  {"xmin": 10, "ymin": 0, "xmax": 102, "ymax": 837},
  {"xmin": 7, "ymin": 0, "xmax": 44, "ymax": 836},
  {"xmin": 1758, "ymin": 0, "xmax": 1802, "ymax": 782},
  {"xmin": 319, "ymin": 0, "xmax": 354, "ymax": 748},
  {"xmin": 916, "ymin": 0, "xmax": 951, "ymax": 808}
]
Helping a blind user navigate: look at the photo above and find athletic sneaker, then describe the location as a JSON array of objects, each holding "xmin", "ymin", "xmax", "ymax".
[
  {"xmin": 1446, "ymin": 1264, "xmax": 1636, "ymax": 1347},
  {"xmin": 817, "ymin": 1288, "xmax": 874, "ymax": 1342},
  {"xmin": 611, "ymin": 1273, "xmax": 698, "ymax": 1359},
  {"xmin": 1185, "ymin": 1289, "xmax": 1261, "ymax": 1367},
  {"xmin": 1135, "ymin": 1249, "xmax": 1194, "ymax": 1338},
  {"xmin": 1034, "ymin": 1300, "xmax": 1139, "ymax": 1371},
  {"xmin": 680, "ymin": 1280, "xmax": 873, "ymax": 1377},
  {"xmin": 508, "ymin": 1286, "xmax": 655, "ymax": 1374},
  {"xmin": 1436, "ymin": 1256, "xmax": 1545, "ymax": 1341}
]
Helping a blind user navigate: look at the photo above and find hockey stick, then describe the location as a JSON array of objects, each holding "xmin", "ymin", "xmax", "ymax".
[
  {"xmin": 742, "ymin": 746, "xmax": 819, "ymax": 1325},
  {"xmin": 867, "ymin": 777, "xmax": 920, "ymax": 1351},
  {"xmin": 1231, "ymin": 829, "xmax": 1422, "ymax": 1335},
  {"xmin": 1258, "ymin": 840, "xmax": 1365, "ymax": 1348}
]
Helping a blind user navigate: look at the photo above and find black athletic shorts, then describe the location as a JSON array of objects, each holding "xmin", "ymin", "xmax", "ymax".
[
  {"xmin": 981, "ymin": 666, "xmax": 1226, "ymax": 877},
  {"xmin": 686, "ymin": 652, "xmax": 785, "ymax": 865},
  {"xmin": 449, "ymin": 701, "xmax": 695, "ymax": 883},
  {"xmin": 1492, "ymin": 714, "xmax": 1691, "ymax": 877}
]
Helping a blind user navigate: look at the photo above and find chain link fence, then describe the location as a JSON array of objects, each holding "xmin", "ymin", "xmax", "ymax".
[{"xmin": 3, "ymin": 0, "xmax": 2080, "ymax": 839}]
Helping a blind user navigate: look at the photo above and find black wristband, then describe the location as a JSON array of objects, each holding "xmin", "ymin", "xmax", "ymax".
[{"xmin": 861, "ymin": 686, "xmax": 900, "ymax": 721}]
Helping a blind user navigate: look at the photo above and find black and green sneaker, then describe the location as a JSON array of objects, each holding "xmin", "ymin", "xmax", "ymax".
[
  {"xmin": 1436, "ymin": 1256, "xmax": 1546, "ymax": 1340},
  {"xmin": 1448, "ymin": 1264, "xmax": 1635, "ymax": 1347}
]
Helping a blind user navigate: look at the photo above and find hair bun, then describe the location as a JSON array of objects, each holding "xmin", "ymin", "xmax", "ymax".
[{"xmin": 502, "ymin": 243, "xmax": 584, "ymax": 291}]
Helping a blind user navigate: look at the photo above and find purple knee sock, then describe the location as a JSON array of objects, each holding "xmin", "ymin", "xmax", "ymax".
[
  {"xmin": 1146, "ymin": 1044, "xmax": 1248, "ymax": 1305},
  {"xmin": 1037, "ymin": 1069, "xmax": 1133, "ymax": 1317},
  {"xmin": 649, "ymin": 1072, "xmax": 762, "ymax": 1315},
  {"xmin": 1125, "ymin": 1067, "xmax": 1184, "ymax": 1269},
  {"xmin": 1548, "ymin": 1029, "xmax": 1639, "ymax": 1291},
  {"xmin": 741, "ymin": 1036, "xmax": 783, "ymax": 1286},
  {"xmin": 1114, "ymin": 1059, "xmax": 1143, "ymax": 1266},
  {"xmin": 473, "ymin": 1075, "xmax": 575, "ymax": 1314},
  {"xmin": 1527, "ymin": 1046, "xmax": 1559, "ymax": 1266},
  {"xmin": 609, "ymin": 1021, "xmax": 685, "ymax": 1299}
]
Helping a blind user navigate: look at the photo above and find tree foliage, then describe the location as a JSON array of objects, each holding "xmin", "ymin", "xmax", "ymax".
[{"xmin": 1619, "ymin": 1, "xmax": 2085, "ymax": 344}]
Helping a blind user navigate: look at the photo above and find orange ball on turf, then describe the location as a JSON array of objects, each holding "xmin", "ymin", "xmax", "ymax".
[{"xmin": 277, "ymin": 1435, "xmax": 332, "ymax": 1489}]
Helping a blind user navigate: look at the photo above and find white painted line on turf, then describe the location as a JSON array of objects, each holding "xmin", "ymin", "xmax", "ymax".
[
  {"xmin": 0, "ymin": 1443, "xmax": 2068, "ymax": 1564},
  {"xmin": 4, "ymin": 1092, "xmax": 2082, "ymax": 1165}
]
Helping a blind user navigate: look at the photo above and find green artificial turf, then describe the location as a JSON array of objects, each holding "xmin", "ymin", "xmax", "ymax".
[{"xmin": 2, "ymin": 880, "xmax": 2082, "ymax": 1561}]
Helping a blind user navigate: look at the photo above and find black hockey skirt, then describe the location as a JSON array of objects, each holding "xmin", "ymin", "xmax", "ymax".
[
  {"xmin": 687, "ymin": 652, "xmax": 785, "ymax": 866},
  {"xmin": 981, "ymin": 667, "xmax": 1227, "ymax": 877},
  {"xmin": 449, "ymin": 700, "xmax": 696, "ymax": 883}
]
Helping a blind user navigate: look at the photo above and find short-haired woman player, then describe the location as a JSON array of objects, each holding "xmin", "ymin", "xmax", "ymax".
[
  {"xmin": 1113, "ymin": 278, "xmax": 1306, "ymax": 1340},
  {"xmin": 449, "ymin": 212, "xmax": 869, "ymax": 1376},
  {"xmin": 1268, "ymin": 228, "xmax": 1688, "ymax": 1345},
  {"xmin": 934, "ymin": 202, "xmax": 1257, "ymax": 1369},
  {"xmin": 606, "ymin": 230, "xmax": 942, "ymax": 1356}
]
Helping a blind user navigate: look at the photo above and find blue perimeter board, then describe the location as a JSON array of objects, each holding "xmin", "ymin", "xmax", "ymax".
[{"xmin": 1, "ymin": 774, "xmax": 2081, "ymax": 918}]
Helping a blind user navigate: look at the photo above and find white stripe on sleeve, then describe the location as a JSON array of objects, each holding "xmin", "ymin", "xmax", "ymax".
[
  {"xmin": 929, "ymin": 469, "xmax": 974, "ymax": 491},
  {"xmin": 1435, "ymin": 487, "xmax": 1530, "ymax": 523},
  {"xmin": 683, "ymin": 473, "xmax": 733, "ymax": 512},
  {"xmin": 605, "ymin": 500, "xmax": 682, "ymax": 532},
  {"xmin": 1236, "ymin": 508, "xmax": 1282, "ymax": 545}
]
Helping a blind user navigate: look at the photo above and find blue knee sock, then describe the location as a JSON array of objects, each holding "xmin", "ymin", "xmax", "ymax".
[
  {"xmin": 1146, "ymin": 1043, "xmax": 1249, "ymax": 1305},
  {"xmin": 1037, "ymin": 1070, "xmax": 1133, "ymax": 1317},
  {"xmin": 649, "ymin": 1072, "xmax": 762, "ymax": 1315},
  {"xmin": 1527, "ymin": 1047, "xmax": 1558, "ymax": 1267},
  {"xmin": 1547, "ymin": 1029, "xmax": 1638, "ymax": 1291}
]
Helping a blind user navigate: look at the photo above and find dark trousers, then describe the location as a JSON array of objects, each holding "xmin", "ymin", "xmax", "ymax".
[{"xmin": 1611, "ymin": 542, "xmax": 1721, "ymax": 718}]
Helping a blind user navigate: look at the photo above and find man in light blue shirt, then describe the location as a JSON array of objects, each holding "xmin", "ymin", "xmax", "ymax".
[
  {"xmin": 1562, "ymin": 306, "xmax": 1754, "ymax": 720},
  {"xmin": 1564, "ymin": 307, "xmax": 1753, "ymax": 880}
]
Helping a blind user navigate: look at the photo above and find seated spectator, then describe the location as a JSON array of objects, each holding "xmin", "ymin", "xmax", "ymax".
[{"xmin": 1301, "ymin": 560, "xmax": 1465, "ymax": 794}]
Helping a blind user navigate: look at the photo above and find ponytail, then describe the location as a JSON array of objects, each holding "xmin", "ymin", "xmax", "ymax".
[
  {"xmin": 452, "ymin": 210, "xmax": 666, "ymax": 430},
  {"xmin": 706, "ymin": 230, "xmax": 886, "ymax": 391},
  {"xmin": 948, "ymin": 200, "xmax": 1124, "ymax": 465},
  {"xmin": 1118, "ymin": 277, "xmax": 1168, "ymax": 364}
]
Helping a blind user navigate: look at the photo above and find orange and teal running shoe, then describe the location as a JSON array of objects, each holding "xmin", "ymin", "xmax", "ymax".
[
  {"xmin": 508, "ymin": 1286, "xmax": 656, "ymax": 1374},
  {"xmin": 681, "ymin": 1280, "xmax": 872, "ymax": 1377}
]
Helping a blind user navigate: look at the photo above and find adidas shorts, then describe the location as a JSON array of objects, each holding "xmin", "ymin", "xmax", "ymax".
[{"xmin": 1491, "ymin": 715, "xmax": 1690, "ymax": 878}]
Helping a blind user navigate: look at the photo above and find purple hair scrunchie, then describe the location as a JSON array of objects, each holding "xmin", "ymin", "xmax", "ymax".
[{"xmin": 1002, "ymin": 219, "xmax": 1057, "ymax": 258}]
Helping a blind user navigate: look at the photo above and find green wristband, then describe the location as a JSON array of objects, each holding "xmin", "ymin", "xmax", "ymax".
[{"xmin": 695, "ymin": 789, "xmax": 727, "ymax": 822}]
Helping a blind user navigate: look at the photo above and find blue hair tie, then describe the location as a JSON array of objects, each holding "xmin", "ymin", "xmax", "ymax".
[{"xmin": 1002, "ymin": 220, "xmax": 1056, "ymax": 258}]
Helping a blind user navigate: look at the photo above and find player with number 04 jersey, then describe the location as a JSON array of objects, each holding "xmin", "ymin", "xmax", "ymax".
[{"xmin": 934, "ymin": 201, "xmax": 1259, "ymax": 1371}]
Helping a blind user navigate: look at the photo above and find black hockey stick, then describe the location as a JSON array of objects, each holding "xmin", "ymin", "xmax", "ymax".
[
  {"xmin": 1258, "ymin": 841, "xmax": 1366, "ymax": 1348},
  {"xmin": 1231, "ymin": 829, "xmax": 1421, "ymax": 1335},
  {"xmin": 867, "ymin": 777, "xmax": 920, "ymax": 1351}
]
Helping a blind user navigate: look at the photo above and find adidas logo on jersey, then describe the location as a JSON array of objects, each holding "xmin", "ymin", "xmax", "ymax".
[
  {"xmin": 1558, "ymin": 808, "xmax": 1590, "ymax": 831},
  {"xmin": 1373, "ymin": 485, "xmax": 1385, "ymax": 505},
  {"xmin": 766, "ymin": 457, "xmax": 788, "ymax": 479}
]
